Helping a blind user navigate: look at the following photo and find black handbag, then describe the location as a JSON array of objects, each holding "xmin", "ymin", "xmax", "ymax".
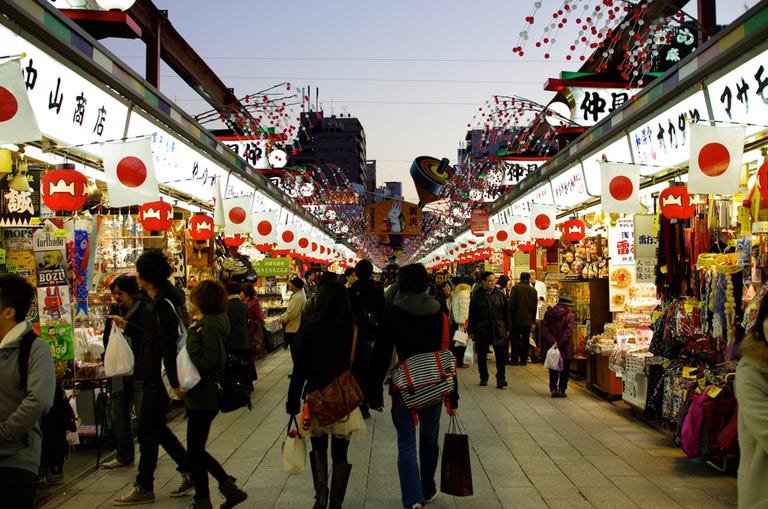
[{"xmin": 440, "ymin": 415, "xmax": 473, "ymax": 497}]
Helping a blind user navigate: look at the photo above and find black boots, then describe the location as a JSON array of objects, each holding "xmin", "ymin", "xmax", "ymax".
[
  {"xmin": 310, "ymin": 450, "xmax": 329, "ymax": 509},
  {"xmin": 218, "ymin": 476, "xmax": 247, "ymax": 509},
  {"xmin": 328, "ymin": 463, "xmax": 352, "ymax": 509}
]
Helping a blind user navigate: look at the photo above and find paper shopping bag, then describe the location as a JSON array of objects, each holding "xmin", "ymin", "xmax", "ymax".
[
  {"xmin": 440, "ymin": 415, "xmax": 473, "ymax": 496},
  {"xmin": 282, "ymin": 415, "xmax": 307, "ymax": 474}
]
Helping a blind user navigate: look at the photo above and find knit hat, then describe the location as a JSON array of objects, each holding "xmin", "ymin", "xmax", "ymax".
[
  {"xmin": 290, "ymin": 276, "xmax": 305, "ymax": 290},
  {"xmin": 557, "ymin": 296, "xmax": 573, "ymax": 306}
]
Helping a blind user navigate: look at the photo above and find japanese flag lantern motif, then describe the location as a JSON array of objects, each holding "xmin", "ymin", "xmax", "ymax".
[
  {"xmin": 659, "ymin": 186, "xmax": 695, "ymax": 220},
  {"xmin": 0, "ymin": 60, "xmax": 41, "ymax": 144},
  {"xmin": 492, "ymin": 227, "xmax": 511, "ymax": 248},
  {"xmin": 600, "ymin": 162, "xmax": 640, "ymax": 213},
  {"xmin": 252, "ymin": 211, "xmax": 277, "ymax": 244},
  {"xmin": 276, "ymin": 224, "xmax": 298, "ymax": 250},
  {"xmin": 688, "ymin": 123, "xmax": 745, "ymax": 195},
  {"xmin": 529, "ymin": 205, "xmax": 557, "ymax": 239},
  {"xmin": 508, "ymin": 215, "xmax": 530, "ymax": 241},
  {"xmin": 102, "ymin": 138, "xmax": 160, "ymax": 207},
  {"xmin": 41, "ymin": 166, "xmax": 88, "ymax": 212},
  {"xmin": 222, "ymin": 195, "xmax": 253, "ymax": 234}
]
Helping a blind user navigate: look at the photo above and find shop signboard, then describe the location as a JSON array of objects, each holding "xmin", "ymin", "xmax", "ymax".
[
  {"xmin": 499, "ymin": 158, "xmax": 547, "ymax": 187},
  {"xmin": 566, "ymin": 86, "xmax": 642, "ymax": 126},
  {"xmin": 634, "ymin": 214, "xmax": 658, "ymax": 283},
  {"xmin": 628, "ymin": 92, "xmax": 708, "ymax": 168},
  {"xmin": 708, "ymin": 48, "xmax": 768, "ymax": 138},
  {"xmin": 0, "ymin": 25, "xmax": 129, "ymax": 159},
  {"xmin": 221, "ymin": 138, "xmax": 271, "ymax": 168},
  {"xmin": 608, "ymin": 217, "xmax": 635, "ymax": 312},
  {"xmin": 253, "ymin": 257, "xmax": 291, "ymax": 277},
  {"xmin": 551, "ymin": 164, "xmax": 590, "ymax": 208},
  {"xmin": 364, "ymin": 199, "xmax": 421, "ymax": 235}
]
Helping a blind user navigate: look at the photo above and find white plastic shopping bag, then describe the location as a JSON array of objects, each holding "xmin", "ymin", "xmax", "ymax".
[
  {"xmin": 463, "ymin": 340, "xmax": 475, "ymax": 367},
  {"xmin": 453, "ymin": 329, "xmax": 469, "ymax": 347},
  {"xmin": 282, "ymin": 416, "xmax": 307, "ymax": 474},
  {"xmin": 543, "ymin": 344, "xmax": 562, "ymax": 371},
  {"xmin": 176, "ymin": 345, "xmax": 201, "ymax": 391},
  {"xmin": 104, "ymin": 326, "xmax": 134, "ymax": 377}
]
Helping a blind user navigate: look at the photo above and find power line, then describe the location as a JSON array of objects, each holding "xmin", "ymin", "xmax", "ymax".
[
  {"xmin": 173, "ymin": 98, "xmax": 489, "ymax": 106},
  {"xmin": 157, "ymin": 74, "xmax": 543, "ymax": 85},
  {"xmin": 117, "ymin": 55, "xmax": 569, "ymax": 64}
]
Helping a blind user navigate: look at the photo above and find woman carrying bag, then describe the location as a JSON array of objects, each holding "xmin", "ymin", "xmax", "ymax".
[
  {"xmin": 286, "ymin": 281, "xmax": 366, "ymax": 509},
  {"xmin": 184, "ymin": 280, "xmax": 247, "ymax": 509},
  {"xmin": 541, "ymin": 296, "xmax": 575, "ymax": 398}
]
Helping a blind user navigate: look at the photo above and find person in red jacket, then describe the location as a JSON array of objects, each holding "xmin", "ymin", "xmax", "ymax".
[{"xmin": 541, "ymin": 296, "xmax": 575, "ymax": 398}]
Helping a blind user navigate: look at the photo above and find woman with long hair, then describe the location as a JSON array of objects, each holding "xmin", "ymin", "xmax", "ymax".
[
  {"xmin": 184, "ymin": 280, "xmax": 247, "ymax": 509},
  {"xmin": 286, "ymin": 281, "xmax": 366, "ymax": 509}
]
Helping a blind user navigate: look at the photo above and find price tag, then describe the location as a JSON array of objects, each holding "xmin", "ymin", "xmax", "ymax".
[
  {"xmin": 707, "ymin": 386, "xmax": 722, "ymax": 398},
  {"xmin": 662, "ymin": 360, "xmax": 671, "ymax": 369},
  {"xmin": 30, "ymin": 217, "xmax": 40, "ymax": 226},
  {"xmin": 698, "ymin": 378, "xmax": 707, "ymax": 391},
  {"xmin": 54, "ymin": 229, "xmax": 67, "ymax": 238},
  {"xmin": 0, "ymin": 249, "xmax": 5, "ymax": 265}
]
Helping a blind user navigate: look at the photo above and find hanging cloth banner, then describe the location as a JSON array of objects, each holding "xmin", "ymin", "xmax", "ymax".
[
  {"xmin": 529, "ymin": 204, "xmax": 557, "ymax": 239},
  {"xmin": 0, "ymin": 60, "xmax": 41, "ymax": 144},
  {"xmin": 688, "ymin": 123, "xmax": 745, "ymax": 195},
  {"xmin": 600, "ymin": 161, "xmax": 640, "ymax": 214},
  {"xmin": 222, "ymin": 195, "xmax": 253, "ymax": 234},
  {"xmin": 102, "ymin": 138, "xmax": 160, "ymax": 207}
]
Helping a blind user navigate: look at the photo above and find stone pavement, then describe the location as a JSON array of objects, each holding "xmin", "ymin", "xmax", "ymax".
[{"xmin": 40, "ymin": 350, "xmax": 737, "ymax": 509}]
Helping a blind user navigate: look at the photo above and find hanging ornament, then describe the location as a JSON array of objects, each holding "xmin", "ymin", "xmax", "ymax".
[
  {"xmin": 224, "ymin": 233, "xmax": 246, "ymax": 247},
  {"xmin": 659, "ymin": 185, "xmax": 695, "ymax": 220},
  {"xmin": 561, "ymin": 218, "xmax": 587, "ymax": 242},
  {"xmin": 138, "ymin": 200, "xmax": 173, "ymax": 231},
  {"xmin": 41, "ymin": 164, "xmax": 88, "ymax": 212},
  {"xmin": 188, "ymin": 214, "xmax": 214, "ymax": 241}
]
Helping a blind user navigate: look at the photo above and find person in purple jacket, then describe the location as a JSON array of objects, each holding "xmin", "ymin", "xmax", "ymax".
[{"xmin": 541, "ymin": 296, "xmax": 575, "ymax": 398}]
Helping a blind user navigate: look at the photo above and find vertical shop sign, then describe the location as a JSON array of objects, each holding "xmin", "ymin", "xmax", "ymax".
[
  {"xmin": 0, "ymin": 167, "xmax": 41, "ymax": 227},
  {"xmin": 608, "ymin": 218, "xmax": 636, "ymax": 311},
  {"xmin": 33, "ymin": 223, "xmax": 74, "ymax": 361},
  {"xmin": 634, "ymin": 215, "xmax": 658, "ymax": 283}
]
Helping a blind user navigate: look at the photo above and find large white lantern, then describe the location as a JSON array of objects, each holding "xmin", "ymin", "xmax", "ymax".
[{"xmin": 95, "ymin": 0, "xmax": 136, "ymax": 11}]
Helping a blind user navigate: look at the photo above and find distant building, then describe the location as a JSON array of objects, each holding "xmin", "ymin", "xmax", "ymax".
[
  {"xmin": 372, "ymin": 181, "xmax": 404, "ymax": 203},
  {"xmin": 292, "ymin": 111, "xmax": 369, "ymax": 191}
]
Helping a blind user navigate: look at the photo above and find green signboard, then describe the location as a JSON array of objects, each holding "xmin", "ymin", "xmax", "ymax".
[{"xmin": 253, "ymin": 257, "xmax": 291, "ymax": 277}]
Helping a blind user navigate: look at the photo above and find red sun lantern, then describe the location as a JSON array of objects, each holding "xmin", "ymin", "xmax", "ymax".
[
  {"xmin": 188, "ymin": 214, "xmax": 214, "ymax": 241},
  {"xmin": 224, "ymin": 233, "xmax": 246, "ymax": 246},
  {"xmin": 254, "ymin": 243, "xmax": 272, "ymax": 252},
  {"xmin": 659, "ymin": 186, "xmax": 695, "ymax": 220},
  {"xmin": 758, "ymin": 161, "xmax": 768, "ymax": 202},
  {"xmin": 561, "ymin": 218, "xmax": 587, "ymax": 242},
  {"xmin": 138, "ymin": 200, "xmax": 173, "ymax": 231},
  {"xmin": 41, "ymin": 165, "xmax": 88, "ymax": 212},
  {"xmin": 518, "ymin": 241, "xmax": 536, "ymax": 252}
]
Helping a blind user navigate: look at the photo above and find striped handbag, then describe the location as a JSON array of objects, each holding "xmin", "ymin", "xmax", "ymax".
[{"xmin": 390, "ymin": 349, "xmax": 456, "ymax": 423}]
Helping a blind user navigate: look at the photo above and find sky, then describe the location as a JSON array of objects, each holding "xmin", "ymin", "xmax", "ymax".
[{"xmin": 96, "ymin": 0, "xmax": 760, "ymax": 204}]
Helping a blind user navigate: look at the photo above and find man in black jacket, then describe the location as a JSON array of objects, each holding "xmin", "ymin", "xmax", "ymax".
[
  {"xmin": 349, "ymin": 259, "xmax": 385, "ymax": 419},
  {"xmin": 507, "ymin": 272, "xmax": 538, "ymax": 366},
  {"xmin": 467, "ymin": 271, "xmax": 509, "ymax": 388}
]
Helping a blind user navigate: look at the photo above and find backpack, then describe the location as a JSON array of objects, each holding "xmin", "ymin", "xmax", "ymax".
[{"xmin": 18, "ymin": 330, "xmax": 38, "ymax": 390}]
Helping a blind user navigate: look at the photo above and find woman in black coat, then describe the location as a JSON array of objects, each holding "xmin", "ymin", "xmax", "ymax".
[{"xmin": 287, "ymin": 281, "xmax": 365, "ymax": 509}]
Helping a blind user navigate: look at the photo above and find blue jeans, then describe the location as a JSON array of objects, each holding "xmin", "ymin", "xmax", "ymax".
[{"xmin": 391, "ymin": 402, "xmax": 442, "ymax": 508}]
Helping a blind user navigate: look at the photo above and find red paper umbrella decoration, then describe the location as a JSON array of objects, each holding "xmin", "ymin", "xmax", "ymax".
[
  {"xmin": 561, "ymin": 218, "xmax": 587, "ymax": 242},
  {"xmin": 188, "ymin": 214, "xmax": 214, "ymax": 241},
  {"xmin": 224, "ymin": 233, "xmax": 246, "ymax": 247},
  {"xmin": 138, "ymin": 200, "xmax": 173, "ymax": 231},
  {"xmin": 41, "ymin": 165, "xmax": 88, "ymax": 212}
]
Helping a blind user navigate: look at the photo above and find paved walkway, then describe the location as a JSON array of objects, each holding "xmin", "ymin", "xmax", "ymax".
[{"xmin": 41, "ymin": 350, "xmax": 737, "ymax": 509}]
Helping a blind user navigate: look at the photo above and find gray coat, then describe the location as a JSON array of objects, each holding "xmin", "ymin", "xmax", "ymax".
[{"xmin": 0, "ymin": 323, "xmax": 55, "ymax": 474}]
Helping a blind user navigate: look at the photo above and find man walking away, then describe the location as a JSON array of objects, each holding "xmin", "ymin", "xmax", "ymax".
[{"xmin": 507, "ymin": 272, "xmax": 538, "ymax": 366}]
